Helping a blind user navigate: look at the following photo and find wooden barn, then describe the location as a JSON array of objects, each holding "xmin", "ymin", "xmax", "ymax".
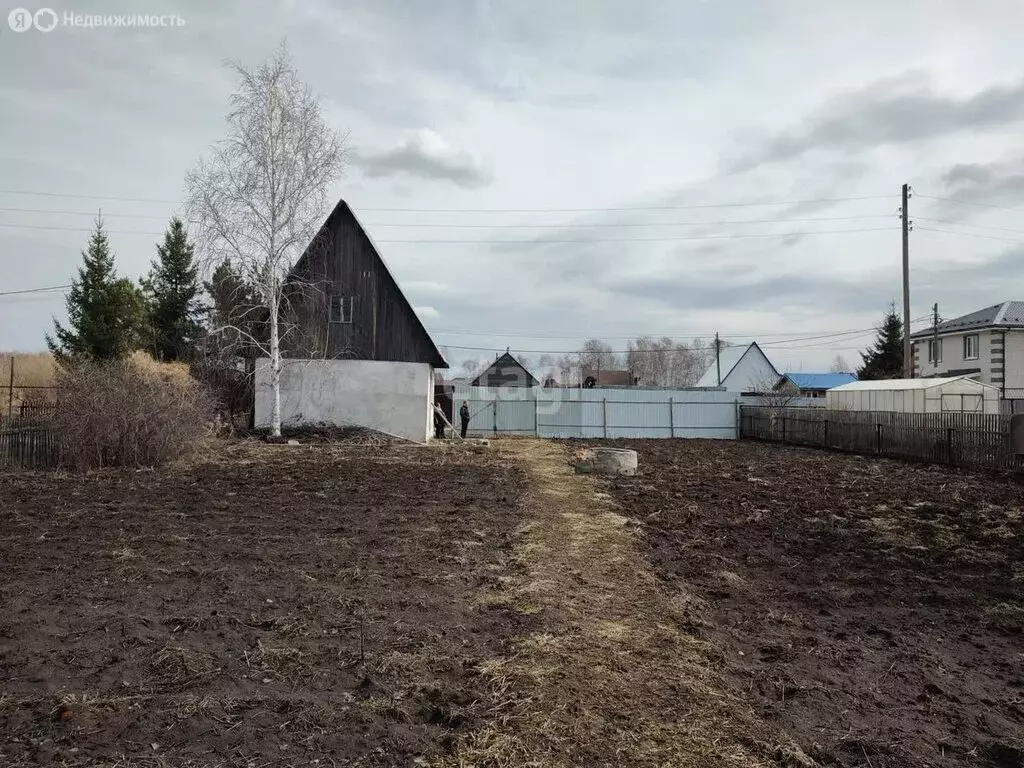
[
  {"xmin": 253, "ymin": 200, "xmax": 448, "ymax": 442},
  {"xmin": 282, "ymin": 200, "xmax": 447, "ymax": 367}
]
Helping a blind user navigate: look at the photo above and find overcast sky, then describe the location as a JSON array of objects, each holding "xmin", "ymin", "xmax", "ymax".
[{"xmin": 2, "ymin": 0, "xmax": 1023, "ymax": 375}]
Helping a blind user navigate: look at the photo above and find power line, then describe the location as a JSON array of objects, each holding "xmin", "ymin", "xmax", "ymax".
[
  {"xmin": 432, "ymin": 325, "xmax": 890, "ymax": 344},
  {"xmin": 915, "ymin": 216, "xmax": 1024, "ymax": 235},
  {"xmin": 0, "ymin": 206, "xmax": 183, "ymax": 220},
  {"xmin": 916, "ymin": 226, "xmax": 1024, "ymax": 244},
  {"xmin": 350, "ymin": 195, "xmax": 897, "ymax": 213},
  {"xmin": 0, "ymin": 205, "xmax": 894, "ymax": 228},
  {"xmin": 0, "ymin": 284, "xmax": 71, "ymax": 297},
  {"xmin": 0, "ymin": 188, "xmax": 896, "ymax": 213},
  {"xmin": 438, "ymin": 319, "xmax": 932, "ymax": 357},
  {"xmin": 0, "ymin": 220, "xmax": 898, "ymax": 242},
  {"xmin": 916, "ymin": 193, "xmax": 1024, "ymax": 214},
  {"xmin": 0, "ymin": 189, "xmax": 181, "ymax": 204}
]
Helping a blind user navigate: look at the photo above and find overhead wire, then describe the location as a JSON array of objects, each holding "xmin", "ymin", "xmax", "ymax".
[
  {"xmin": 0, "ymin": 205, "xmax": 895, "ymax": 229},
  {"xmin": 915, "ymin": 193, "xmax": 1024, "ymax": 214},
  {"xmin": 0, "ymin": 188, "xmax": 897, "ymax": 212},
  {"xmin": 0, "ymin": 220, "xmax": 898, "ymax": 242}
]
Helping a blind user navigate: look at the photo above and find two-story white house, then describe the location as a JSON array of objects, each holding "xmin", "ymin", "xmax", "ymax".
[{"xmin": 910, "ymin": 301, "xmax": 1024, "ymax": 399}]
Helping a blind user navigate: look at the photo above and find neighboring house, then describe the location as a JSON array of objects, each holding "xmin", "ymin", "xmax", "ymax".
[
  {"xmin": 910, "ymin": 301, "xmax": 1024, "ymax": 398},
  {"xmin": 254, "ymin": 199, "xmax": 449, "ymax": 441},
  {"xmin": 778, "ymin": 372, "xmax": 858, "ymax": 398},
  {"xmin": 580, "ymin": 367, "xmax": 637, "ymax": 388},
  {"xmin": 472, "ymin": 350, "xmax": 538, "ymax": 387},
  {"xmin": 696, "ymin": 342, "xmax": 780, "ymax": 393}
]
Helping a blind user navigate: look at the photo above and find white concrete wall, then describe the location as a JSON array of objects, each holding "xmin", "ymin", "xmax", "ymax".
[
  {"xmin": 255, "ymin": 358, "xmax": 434, "ymax": 442},
  {"xmin": 722, "ymin": 346, "xmax": 779, "ymax": 393}
]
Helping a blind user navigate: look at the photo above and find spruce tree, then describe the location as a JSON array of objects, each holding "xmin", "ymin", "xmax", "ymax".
[
  {"xmin": 143, "ymin": 218, "xmax": 202, "ymax": 361},
  {"xmin": 202, "ymin": 259, "xmax": 267, "ymax": 359},
  {"xmin": 46, "ymin": 218, "xmax": 144, "ymax": 362},
  {"xmin": 857, "ymin": 304, "xmax": 904, "ymax": 380}
]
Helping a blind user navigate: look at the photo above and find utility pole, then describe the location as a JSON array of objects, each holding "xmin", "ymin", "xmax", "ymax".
[
  {"xmin": 714, "ymin": 332, "xmax": 722, "ymax": 386},
  {"xmin": 931, "ymin": 302, "xmax": 940, "ymax": 371},
  {"xmin": 901, "ymin": 183, "xmax": 912, "ymax": 378}
]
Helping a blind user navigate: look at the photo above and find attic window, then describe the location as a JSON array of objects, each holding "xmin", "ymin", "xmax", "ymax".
[{"xmin": 330, "ymin": 295, "xmax": 353, "ymax": 324}]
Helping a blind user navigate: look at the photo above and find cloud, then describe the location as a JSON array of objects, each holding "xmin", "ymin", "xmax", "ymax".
[
  {"xmin": 353, "ymin": 129, "xmax": 492, "ymax": 188},
  {"xmin": 732, "ymin": 74, "xmax": 1024, "ymax": 172},
  {"xmin": 940, "ymin": 157, "xmax": 1024, "ymax": 204},
  {"xmin": 414, "ymin": 306, "xmax": 440, "ymax": 320}
]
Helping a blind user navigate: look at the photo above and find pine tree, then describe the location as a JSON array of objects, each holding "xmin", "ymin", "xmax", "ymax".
[
  {"xmin": 143, "ymin": 218, "xmax": 202, "ymax": 361},
  {"xmin": 202, "ymin": 259, "xmax": 267, "ymax": 359},
  {"xmin": 46, "ymin": 218, "xmax": 144, "ymax": 362},
  {"xmin": 858, "ymin": 304, "xmax": 904, "ymax": 380}
]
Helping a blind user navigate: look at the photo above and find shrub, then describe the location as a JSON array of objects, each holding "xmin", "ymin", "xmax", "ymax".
[{"xmin": 49, "ymin": 355, "xmax": 214, "ymax": 470}]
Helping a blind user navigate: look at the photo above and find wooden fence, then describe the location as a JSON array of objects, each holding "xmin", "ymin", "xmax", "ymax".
[
  {"xmin": 740, "ymin": 406, "xmax": 1024, "ymax": 472},
  {"xmin": 0, "ymin": 413, "xmax": 58, "ymax": 469}
]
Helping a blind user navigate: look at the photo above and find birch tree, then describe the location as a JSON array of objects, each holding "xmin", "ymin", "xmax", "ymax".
[{"xmin": 186, "ymin": 44, "xmax": 348, "ymax": 436}]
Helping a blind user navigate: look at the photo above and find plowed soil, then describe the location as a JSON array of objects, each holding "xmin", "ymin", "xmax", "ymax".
[
  {"xmin": 0, "ymin": 444, "xmax": 528, "ymax": 767},
  {"xmin": 597, "ymin": 439, "xmax": 1024, "ymax": 768}
]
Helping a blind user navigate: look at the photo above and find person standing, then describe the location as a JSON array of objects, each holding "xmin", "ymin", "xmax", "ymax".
[{"xmin": 459, "ymin": 400, "xmax": 470, "ymax": 438}]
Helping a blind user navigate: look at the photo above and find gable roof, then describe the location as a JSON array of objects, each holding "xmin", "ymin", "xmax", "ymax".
[
  {"xmin": 696, "ymin": 342, "xmax": 780, "ymax": 387},
  {"xmin": 293, "ymin": 199, "xmax": 448, "ymax": 368},
  {"xmin": 830, "ymin": 375, "xmax": 998, "ymax": 392},
  {"xmin": 471, "ymin": 351, "xmax": 539, "ymax": 387},
  {"xmin": 782, "ymin": 372, "xmax": 857, "ymax": 390},
  {"xmin": 909, "ymin": 301, "xmax": 1024, "ymax": 340}
]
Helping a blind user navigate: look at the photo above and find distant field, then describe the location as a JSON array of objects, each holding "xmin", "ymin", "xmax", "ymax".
[{"xmin": 0, "ymin": 352, "xmax": 56, "ymax": 410}]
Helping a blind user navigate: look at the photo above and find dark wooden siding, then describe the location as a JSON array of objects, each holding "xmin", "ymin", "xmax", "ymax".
[{"xmin": 282, "ymin": 202, "xmax": 446, "ymax": 367}]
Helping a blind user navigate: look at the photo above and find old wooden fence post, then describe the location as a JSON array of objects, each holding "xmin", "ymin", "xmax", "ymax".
[
  {"xmin": 781, "ymin": 415, "xmax": 787, "ymax": 443},
  {"xmin": 533, "ymin": 395, "xmax": 539, "ymax": 437},
  {"xmin": 7, "ymin": 355, "xmax": 13, "ymax": 419},
  {"xmin": 823, "ymin": 418, "xmax": 829, "ymax": 447},
  {"xmin": 947, "ymin": 427, "xmax": 954, "ymax": 464},
  {"xmin": 668, "ymin": 397, "xmax": 675, "ymax": 438},
  {"xmin": 876, "ymin": 423, "xmax": 883, "ymax": 454},
  {"xmin": 602, "ymin": 397, "xmax": 608, "ymax": 438},
  {"xmin": 492, "ymin": 400, "xmax": 498, "ymax": 435}
]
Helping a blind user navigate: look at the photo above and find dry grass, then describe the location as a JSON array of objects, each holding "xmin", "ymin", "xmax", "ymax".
[
  {"xmin": 983, "ymin": 602, "xmax": 1024, "ymax": 633},
  {"xmin": 437, "ymin": 439, "xmax": 808, "ymax": 768},
  {"xmin": 0, "ymin": 351, "xmax": 56, "ymax": 410}
]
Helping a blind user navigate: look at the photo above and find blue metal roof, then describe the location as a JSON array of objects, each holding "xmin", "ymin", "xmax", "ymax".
[{"xmin": 783, "ymin": 372, "xmax": 858, "ymax": 390}]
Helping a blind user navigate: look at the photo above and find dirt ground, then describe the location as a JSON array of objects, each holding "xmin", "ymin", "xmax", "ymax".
[
  {"xmin": 595, "ymin": 439, "xmax": 1024, "ymax": 768},
  {"xmin": 4, "ymin": 437, "xmax": 1021, "ymax": 767},
  {"xmin": 0, "ymin": 442, "xmax": 530, "ymax": 767}
]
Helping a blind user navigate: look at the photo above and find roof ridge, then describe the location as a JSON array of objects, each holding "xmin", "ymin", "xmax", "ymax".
[{"xmin": 993, "ymin": 300, "xmax": 1011, "ymax": 325}]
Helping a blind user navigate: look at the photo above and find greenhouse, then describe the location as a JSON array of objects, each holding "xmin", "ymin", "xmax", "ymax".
[{"xmin": 826, "ymin": 376, "xmax": 1000, "ymax": 414}]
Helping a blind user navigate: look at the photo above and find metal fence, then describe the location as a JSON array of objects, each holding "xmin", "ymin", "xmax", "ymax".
[
  {"xmin": 740, "ymin": 406, "xmax": 1024, "ymax": 471},
  {"xmin": 453, "ymin": 385, "xmax": 747, "ymax": 439}
]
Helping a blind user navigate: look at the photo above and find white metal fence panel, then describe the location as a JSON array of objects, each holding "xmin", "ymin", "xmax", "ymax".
[{"xmin": 453, "ymin": 385, "xmax": 741, "ymax": 439}]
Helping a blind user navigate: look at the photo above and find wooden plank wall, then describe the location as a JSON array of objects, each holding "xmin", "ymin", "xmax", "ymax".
[
  {"xmin": 740, "ymin": 406, "xmax": 1024, "ymax": 471},
  {"xmin": 0, "ymin": 415, "xmax": 58, "ymax": 469}
]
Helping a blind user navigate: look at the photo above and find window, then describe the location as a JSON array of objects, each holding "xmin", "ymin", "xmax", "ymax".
[
  {"xmin": 330, "ymin": 295, "xmax": 353, "ymax": 324},
  {"xmin": 928, "ymin": 338, "xmax": 942, "ymax": 364},
  {"xmin": 963, "ymin": 333, "xmax": 979, "ymax": 360}
]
